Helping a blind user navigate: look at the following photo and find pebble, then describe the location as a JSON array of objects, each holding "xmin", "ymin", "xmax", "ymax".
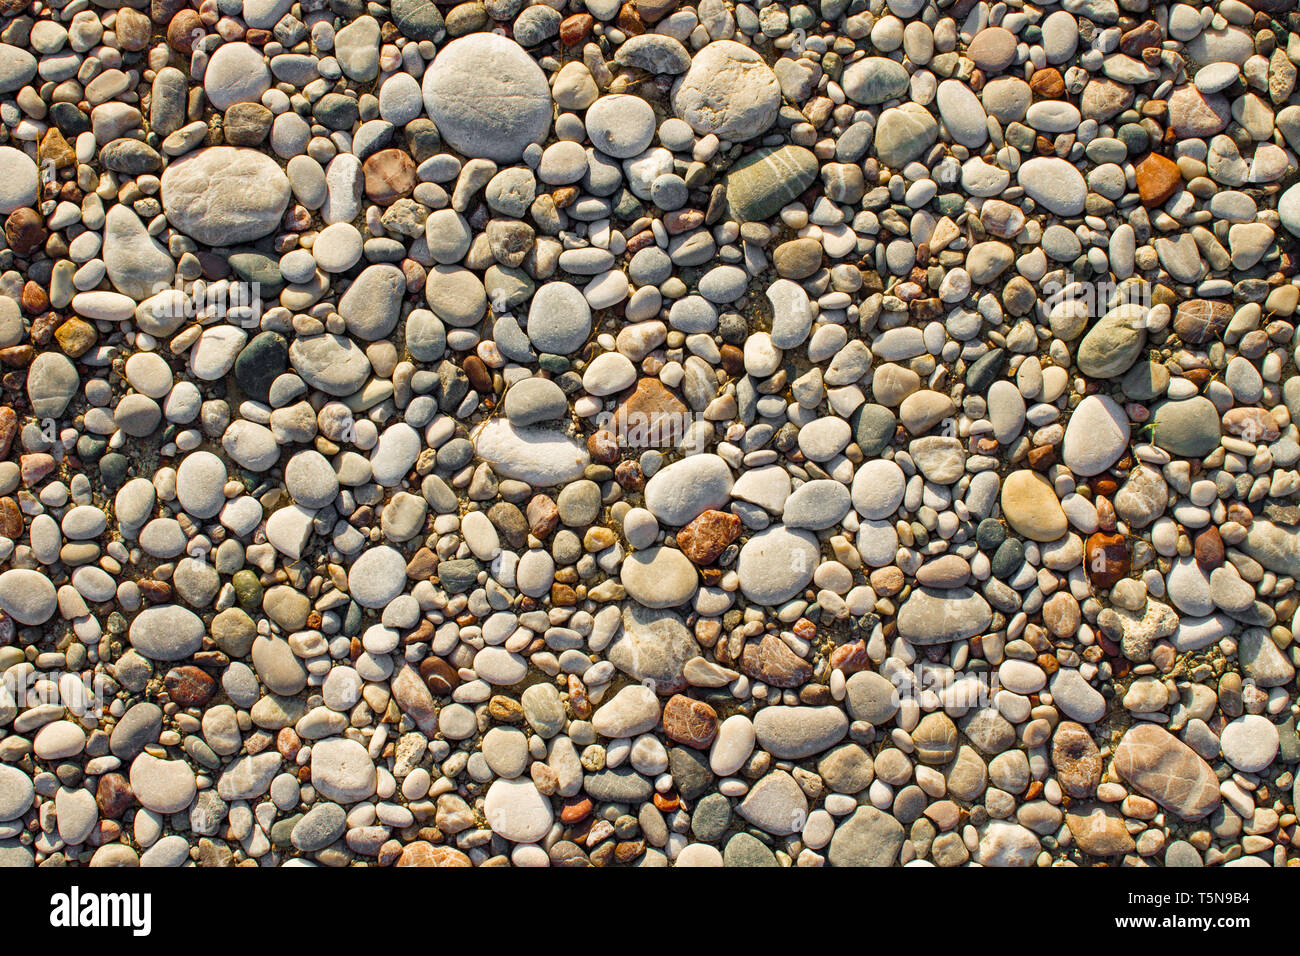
[{"xmin": 0, "ymin": 0, "xmax": 1290, "ymax": 873}]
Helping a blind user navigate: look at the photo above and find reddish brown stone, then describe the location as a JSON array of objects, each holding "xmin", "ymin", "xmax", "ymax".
[
  {"xmin": 526, "ymin": 494, "xmax": 559, "ymax": 538},
  {"xmin": 560, "ymin": 796, "xmax": 593, "ymax": 823},
  {"xmin": 405, "ymin": 547, "xmax": 437, "ymax": 580},
  {"xmin": 613, "ymin": 378, "xmax": 688, "ymax": 448},
  {"xmin": 587, "ymin": 429, "xmax": 620, "ymax": 465},
  {"xmin": 1027, "ymin": 444, "xmax": 1057, "ymax": 471},
  {"xmin": 54, "ymin": 318, "xmax": 97, "ymax": 357},
  {"xmin": 1120, "ymin": 20, "xmax": 1163, "ymax": 56},
  {"xmin": 20, "ymin": 453, "xmax": 55, "ymax": 486},
  {"xmin": 21, "ymin": 282, "xmax": 47, "ymax": 314},
  {"xmin": 1091, "ymin": 477, "xmax": 1119, "ymax": 497},
  {"xmin": 719, "ymin": 344, "xmax": 744, "ymax": 376},
  {"xmin": 276, "ymin": 727, "xmax": 301, "ymax": 761},
  {"xmin": 1222, "ymin": 407, "xmax": 1280, "ymax": 444},
  {"xmin": 137, "ymin": 579, "xmax": 173, "ymax": 604},
  {"xmin": 0, "ymin": 407, "xmax": 15, "ymax": 460},
  {"xmin": 828, "ymin": 639, "xmax": 870, "ymax": 674},
  {"xmin": 419, "ymin": 655, "xmax": 459, "ymax": 695},
  {"xmin": 617, "ymin": 2, "xmax": 646, "ymax": 33},
  {"xmin": 1173, "ymin": 299, "xmax": 1233, "ymax": 345},
  {"xmin": 567, "ymin": 674, "xmax": 591, "ymax": 719},
  {"xmin": 1194, "ymin": 526, "xmax": 1225, "ymax": 570},
  {"xmin": 740, "ymin": 633, "xmax": 813, "ymax": 688},
  {"xmin": 1051, "ymin": 720, "xmax": 1102, "ymax": 798},
  {"xmin": 614, "ymin": 459, "xmax": 644, "ymax": 491},
  {"xmin": 165, "ymin": 666, "xmax": 216, "ymax": 706},
  {"xmin": 5, "ymin": 208, "xmax": 45, "ymax": 255},
  {"xmin": 1135, "ymin": 153, "xmax": 1182, "ymax": 207},
  {"xmin": 1084, "ymin": 531, "xmax": 1129, "ymax": 589},
  {"xmin": 462, "ymin": 355, "xmax": 491, "ymax": 394},
  {"xmin": 664, "ymin": 209, "xmax": 704, "ymax": 234},
  {"xmin": 167, "ymin": 10, "xmax": 205, "ymax": 51},
  {"xmin": 652, "ymin": 792, "xmax": 678, "ymax": 812},
  {"xmin": 662, "ymin": 694, "xmax": 719, "ymax": 748},
  {"xmin": 675, "ymin": 509, "xmax": 740, "ymax": 565},
  {"xmin": 559, "ymin": 12, "xmax": 593, "ymax": 44},
  {"xmin": 397, "ymin": 842, "xmax": 472, "ymax": 867},
  {"xmin": 614, "ymin": 839, "xmax": 646, "ymax": 863},
  {"xmin": 363, "ymin": 148, "xmax": 416, "ymax": 205},
  {"xmin": 95, "ymin": 772, "xmax": 135, "ymax": 818},
  {"xmin": 1029, "ymin": 67, "xmax": 1065, "ymax": 99},
  {"xmin": 0, "ymin": 497, "xmax": 20, "ymax": 539}
]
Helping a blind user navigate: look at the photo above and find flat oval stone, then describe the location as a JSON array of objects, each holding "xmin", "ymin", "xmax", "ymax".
[
  {"xmin": 1113, "ymin": 724, "xmax": 1220, "ymax": 821},
  {"xmin": 672, "ymin": 40, "xmax": 781, "ymax": 141},
  {"xmin": 724, "ymin": 145, "xmax": 818, "ymax": 222},
  {"xmin": 896, "ymin": 587, "xmax": 992, "ymax": 645},
  {"xmin": 421, "ymin": 34, "xmax": 551, "ymax": 162},
  {"xmin": 753, "ymin": 706, "xmax": 848, "ymax": 759},
  {"xmin": 161, "ymin": 147, "xmax": 290, "ymax": 245},
  {"xmin": 128, "ymin": 605, "xmax": 204, "ymax": 660},
  {"xmin": 736, "ymin": 525, "xmax": 819, "ymax": 606}
]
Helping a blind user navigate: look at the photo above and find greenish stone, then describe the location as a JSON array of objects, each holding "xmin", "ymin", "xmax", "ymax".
[
  {"xmin": 98, "ymin": 453, "xmax": 128, "ymax": 491},
  {"xmin": 1085, "ymin": 137, "xmax": 1129, "ymax": 165},
  {"xmin": 234, "ymin": 331, "xmax": 288, "ymax": 405},
  {"xmin": 437, "ymin": 558, "xmax": 481, "ymax": 593},
  {"xmin": 1276, "ymin": 715, "xmax": 1299, "ymax": 764},
  {"xmin": 313, "ymin": 92, "xmax": 358, "ymax": 131},
  {"xmin": 1076, "ymin": 307, "xmax": 1147, "ymax": 378},
  {"xmin": 690, "ymin": 792, "xmax": 732, "ymax": 842},
  {"xmin": 183, "ymin": 735, "xmax": 221, "ymax": 770},
  {"xmin": 851, "ymin": 403, "xmax": 896, "ymax": 456},
  {"xmin": 77, "ymin": 435, "xmax": 107, "ymax": 461},
  {"xmin": 232, "ymin": 570, "xmax": 263, "ymax": 610},
  {"xmin": 270, "ymin": 814, "xmax": 302, "ymax": 847},
  {"xmin": 1150, "ymin": 396, "xmax": 1222, "ymax": 457},
  {"xmin": 934, "ymin": 192, "xmax": 965, "ymax": 217},
  {"xmin": 538, "ymin": 354, "xmax": 570, "ymax": 373},
  {"xmin": 819, "ymin": 0, "xmax": 849, "ymax": 23},
  {"xmin": 669, "ymin": 747, "xmax": 713, "ymax": 801},
  {"xmin": 404, "ymin": 118, "xmax": 442, "ymax": 162},
  {"xmin": 343, "ymin": 600, "xmax": 362, "ymax": 635},
  {"xmin": 966, "ymin": 347, "xmax": 1008, "ymax": 393},
  {"xmin": 873, "ymin": 102, "xmax": 939, "ymax": 167},
  {"xmin": 724, "ymin": 145, "xmax": 819, "ymax": 222},
  {"xmin": 1116, "ymin": 123, "xmax": 1148, "ymax": 155},
  {"xmin": 613, "ymin": 188, "xmax": 642, "ymax": 222},
  {"xmin": 1005, "ymin": 122, "xmax": 1036, "ymax": 152},
  {"xmin": 724, "ymin": 831, "xmax": 779, "ymax": 867},
  {"xmin": 1120, "ymin": 360, "xmax": 1169, "ymax": 402},
  {"xmin": 976, "ymin": 517, "xmax": 1007, "ymax": 551},
  {"xmin": 228, "ymin": 251, "xmax": 284, "ymax": 291},
  {"xmin": 391, "ymin": 0, "xmax": 444, "ymax": 39},
  {"xmin": 821, "ymin": 50, "xmax": 842, "ymax": 81},
  {"xmin": 992, "ymin": 538, "xmax": 1025, "ymax": 579},
  {"xmin": 50, "ymin": 101, "xmax": 90, "ymax": 138}
]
